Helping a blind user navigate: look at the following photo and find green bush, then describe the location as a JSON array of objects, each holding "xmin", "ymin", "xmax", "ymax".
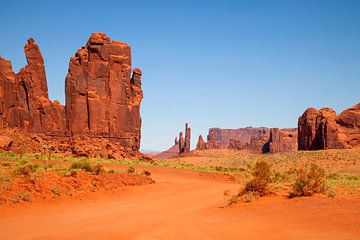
[
  {"xmin": 290, "ymin": 163, "xmax": 326, "ymax": 197},
  {"xmin": 243, "ymin": 160, "xmax": 272, "ymax": 196},
  {"xmin": 70, "ymin": 160, "xmax": 93, "ymax": 172},
  {"xmin": 127, "ymin": 166, "xmax": 135, "ymax": 174},
  {"xmin": 226, "ymin": 160, "xmax": 272, "ymax": 206},
  {"xmin": 16, "ymin": 163, "xmax": 35, "ymax": 177},
  {"xmin": 93, "ymin": 164, "xmax": 105, "ymax": 175}
]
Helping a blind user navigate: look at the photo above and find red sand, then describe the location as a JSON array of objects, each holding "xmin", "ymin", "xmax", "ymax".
[{"xmin": 0, "ymin": 166, "xmax": 359, "ymax": 240}]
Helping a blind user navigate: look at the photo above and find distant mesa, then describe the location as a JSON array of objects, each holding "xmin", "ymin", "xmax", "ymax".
[
  {"xmin": 0, "ymin": 33, "xmax": 146, "ymax": 159},
  {"xmin": 196, "ymin": 127, "xmax": 297, "ymax": 154},
  {"xmin": 154, "ymin": 102, "xmax": 360, "ymax": 160}
]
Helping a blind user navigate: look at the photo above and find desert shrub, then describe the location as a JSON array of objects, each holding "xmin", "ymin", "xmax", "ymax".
[
  {"xmin": 1, "ymin": 161, "xmax": 11, "ymax": 167},
  {"xmin": 16, "ymin": 163, "xmax": 35, "ymax": 177},
  {"xmin": 271, "ymin": 169, "xmax": 289, "ymax": 183},
  {"xmin": 33, "ymin": 162, "xmax": 41, "ymax": 171},
  {"xmin": 7, "ymin": 152, "xmax": 15, "ymax": 157},
  {"xmin": 142, "ymin": 170, "xmax": 151, "ymax": 176},
  {"xmin": 70, "ymin": 160, "xmax": 93, "ymax": 172},
  {"xmin": 226, "ymin": 160, "xmax": 272, "ymax": 206},
  {"xmin": 51, "ymin": 187, "xmax": 61, "ymax": 196},
  {"xmin": 44, "ymin": 163, "xmax": 54, "ymax": 170},
  {"xmin": 127, "ymin": 166, "xmax": 135, "ymax": 174},
  {"xmin": 19, "ymin": 192, "xmax": 32, "ymax": 202},
  {"xmin": 107, "ymin": 168, "xmax": 115, "ymax": 174},
  {"xmin": 93, "ymin": 164, "xmax": 105, "ymax": 175},
  {"xmin": 290, "ymin": 163, "xmax": 326, "ymax": 197},
  {"xmin": 243, "ymin": 160, "xmax": 272, "ymax": 196},
  {"xmin": 70, "ymin": 169, "xmax": 77, "ymax": 177}
]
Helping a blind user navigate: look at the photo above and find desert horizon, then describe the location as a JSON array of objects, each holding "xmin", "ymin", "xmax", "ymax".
[{"xmin": 0, "ymin": 1, "xmax": 359, "ymax": 240}]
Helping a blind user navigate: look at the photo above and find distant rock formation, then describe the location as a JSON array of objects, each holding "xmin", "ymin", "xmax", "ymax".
[
  {"xmin": 228, "ymin": 134, "xmax": 269, "ymax": 153},
  {"xmin": 206, "ymin": 131, "xmax": 220, "ymax": 149},
  {"xmin": 155, "ymin": 123, "xmax": 192, "ymax": 159},
  {"xmin": 298, "ymin": 103, "xmax": 360, "ymax": 150},
  {"xmin": 179, "ymin": 123, "xmax": 191, "ymax": 154},
  {"xmin": 0, "ymin": 33, "xmax": 145, "ymax": 159},
  {"xmin": 198, "ymin": 127, "xmax": 297, "ymax": 153},
  {"xmin": 267, "ymin": 128, "xmax": 298, "ymax": 153},
  {"xmin": 196, "ymin": 135, "xmax": 206, "ymax": 150},
  {"xmin": 207, "ymin": 127, "xmax": 270, "ymax": 148}
]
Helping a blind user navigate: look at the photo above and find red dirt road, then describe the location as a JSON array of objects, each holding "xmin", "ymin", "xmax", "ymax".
[{"xmin": 0, "ymin": 167, "xmax": 359, "ymax": 240}]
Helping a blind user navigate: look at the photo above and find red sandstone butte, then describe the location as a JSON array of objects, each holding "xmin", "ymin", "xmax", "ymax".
[
  {"xmin": 65, "ymin": 32, "xmax": 143, "ymax": 151},
  {"xmin": 298, "ymin": 103, "xmax": 360, "ymax": 150},
  {"xmin": 0, "ymin": 33, "xmax": 145, "ymax": 158},
  {"xmin": 0, "ymin": 38, "xmax": 65, "ymax": 135}
]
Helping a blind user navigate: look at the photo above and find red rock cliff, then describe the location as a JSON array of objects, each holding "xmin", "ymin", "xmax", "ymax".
[
  {"xmin": 0, "ymin": 39, "xmax": 65, "ymax": 135},
  {"xmin": 65, "ymin": 33, "xmax": 143, "ymax": 151},
  {"xmin": 298, "ymin": 103, "xmax": 360, "ymax": 150}
]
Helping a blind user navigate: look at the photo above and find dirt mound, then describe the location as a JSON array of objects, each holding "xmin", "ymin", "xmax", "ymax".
[{"xmin": 0, "ymin": 171, "xmax": 154, "ymax": 205}]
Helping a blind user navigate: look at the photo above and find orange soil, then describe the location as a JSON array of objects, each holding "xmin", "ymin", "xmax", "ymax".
[
  {"xmin": 0, "ymin": 171, "xmax": 154, "ymax": 204},
  {"xmin": 0, "ymin": 165, "xmax": 359, "ymax": 240}
]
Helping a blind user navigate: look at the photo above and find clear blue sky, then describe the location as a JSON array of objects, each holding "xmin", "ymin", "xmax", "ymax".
[{"xmin": 1, "ymin": 0, "xmax": 359, "ymax": 151}]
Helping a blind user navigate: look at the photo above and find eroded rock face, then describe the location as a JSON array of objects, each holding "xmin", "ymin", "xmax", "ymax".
[
  {"xmin": 298, "ymin": 103, "xmax": 360, "ymax": 150},
  {"xmin": 268, "ymin": 128, "xmax": 297, "ymax": 153},
  {"xmin": 0, "ymin": 33, "xmax": 145, "ymax": 159},
  {"xmin": 229, "ymin": 134, "xmax": 269, "ymax": 153},
  {"xmin": 65, "ymin": 32, "xmax": 143, "ymax": 151},
  {"xmin": 196, "ymin": 135, "xmax": 206, "ymax": 150},
  {"xmin": 207, "ymin": 127, "xmax": 270, "ymax": 148},
  {"xmin": 206, "ymin": 131, "xmax": 220, "ymax": 149},
  {"xmin": 0, "ymin": 57, "xmax": 18, "ymax": 128},
  {"xmin": 178, "ymin": 123, "xmax": 191, "ymax": 154},
  {"xmin": 184, "ymin": 123, "xmax": 191, "ymax": 153},
  {"xmin": 179, "ymin": 132, "xmax": 185, "ymax": 153},
  {"xmin": 0, "ymin": 39, "xmax": 65, "ymax": 135}
]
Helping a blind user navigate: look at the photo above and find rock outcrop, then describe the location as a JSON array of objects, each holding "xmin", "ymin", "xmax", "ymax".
[
  {"xmin": 206, "ymin": 131, "xmax": 220, "ymax": 149},
  {"xmin": 199, "ymin": 127, "xmax": 297, "ymax": 153},
  {"xmin": 207, "ymin": 127, "xmax": 270, "ymax": 148},
  {"xmin": 178, "ymin": 132, "xmax": 185, "ymax": 153},
  {"xmin": 0, "ymin": 38, "xmax": 65, "ymax": 135},
  {"xmin": 229, "ymin": 134, "xmax": 269, "ymax": 153},
  {"xmin": 65, "ymin": 32, "xmax": 143, "ymax": 151},
  {"xmin": 267, "ymin": 128, "xmax": 298, "ymax": 153},
  {"xmin": 0, "ymin": 33, "xmax": 145, "ymax": 159},
  {"xmin": 196, "ymin": 135, "xmax": 206, "ymax": 150},
  {"xmin": 179, "ymin": 123, "xmax": 191, "ymax": 154},
  {"xmin": 298, "ymin": 103, "xmax": 360, "ymax": 150}
]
